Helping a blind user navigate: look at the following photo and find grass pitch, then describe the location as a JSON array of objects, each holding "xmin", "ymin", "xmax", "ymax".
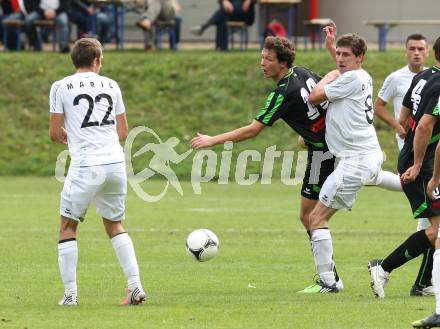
[{"xmin": 0, "ymin": 177, "xmax": 435, "ymax": 329}]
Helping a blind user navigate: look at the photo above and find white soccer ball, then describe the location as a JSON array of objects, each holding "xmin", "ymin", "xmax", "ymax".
[{"xmin": 186, "ymin": 229, "xmax": 220, "ymax": 262}]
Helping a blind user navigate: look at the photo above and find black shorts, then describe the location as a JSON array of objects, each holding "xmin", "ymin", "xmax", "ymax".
[
  {"xmin": 301, "ymin": 147, "xmax": 335, "ymax": 200},
  {"xmin": 402, "ymin": 176, "xmax": 440, "ymax": 218}
]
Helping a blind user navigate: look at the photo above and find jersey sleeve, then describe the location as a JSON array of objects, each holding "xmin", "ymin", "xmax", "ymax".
[
  {"xmin": 324, "ymin": 71, "xmax": 358, "ymax": 101},
  {"xmin": 377, "ymin": 73, "xmax": 395, "ymax": 103},
  {"xmin": 254, "ymin": 91, "xmax": 288, "ymax": 126},
  {"xmin": 422, "ymin": 90, "xmax": 440, "ymax": 118},
  {"xmin": 49, "ymin": 81, "xmax": 64, "ymax": 114},
  {"xmin": 113, "ymin": 82, "xmax": 126, "ymax": 115}
]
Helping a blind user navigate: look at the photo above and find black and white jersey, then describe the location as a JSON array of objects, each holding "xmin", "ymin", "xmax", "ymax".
[
  {"xmin": 398, "ymin": 66, "xmax": 440, "ymax": 178},
  {"xmin": 255, "ymin": 67, "xmax": 329, "ymax": 149},
  {"xmin": 50, "ymin": 72, "xmax": 126, "ymax": 167}
]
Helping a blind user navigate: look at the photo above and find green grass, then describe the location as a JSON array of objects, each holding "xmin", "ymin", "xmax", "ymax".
[
  {"xmin": 0, "ymin": 177, "xmax": 435, "ymax": 329},
  {"xmin": 0, "ymin": 49, "xmax": 436, "ymax": 176},
  {"xmin": 1, "ymin": 49, "xmax": 436, "ymax": 327}
]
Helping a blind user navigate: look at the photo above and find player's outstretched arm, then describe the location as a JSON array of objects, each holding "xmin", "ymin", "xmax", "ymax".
[
  {"xmin": 374, "ymin": 97, "xmax": 406, "ymax": 138},
  {"xmin": 116, "ymin": 113, "xmax": 128, "ymax": 141},
  {"xmin": 427, "ymin": 142, "xmax": 440, "ymax": 198},
  {"xmin": 49, "ymin": 113, "xmax": 67, "ymax": 145},
  {"xmin": 191, "ymin": 120, "xmax": 265, "ymax": 149}
]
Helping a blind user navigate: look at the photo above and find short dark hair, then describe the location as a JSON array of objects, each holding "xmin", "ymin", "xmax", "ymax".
[
  {"xmin": 433, "ymin": 36, "xmax": 440, "ymax": 62},
  {"xmin": 263, "ymin": 36, "xmax": 296, "ymax": 68},
  {"xmin": 71, "ymin": 38, "xmax": 103, "ymax": 69},
  {"xmin": 336, "ymin": 33, "xmax": 367, "ymax": 57},
  {"xmin": 406, "ymin": 33, "xmax": 427, "ymax": 45}
]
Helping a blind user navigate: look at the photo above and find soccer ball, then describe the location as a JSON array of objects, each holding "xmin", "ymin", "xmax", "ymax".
[{"xmin": 186, "ymin": 229, "xmax": 219, "ymax": 262}]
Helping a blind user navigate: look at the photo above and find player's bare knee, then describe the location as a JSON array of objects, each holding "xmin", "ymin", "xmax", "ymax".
[
  {"xmin": 59, "ymin": 216, "xmax": 78, "ymax": 239},
  {"xmin": 309, "ymin": 212, "xmax": 328, "ymax": 230},
  {"xmin": 103, "ymin": 218, "xmax": 124, "ymax": 238},
  {"xmin": 299, "ymin": 211, "xmax": 310, "ymax": 227}
]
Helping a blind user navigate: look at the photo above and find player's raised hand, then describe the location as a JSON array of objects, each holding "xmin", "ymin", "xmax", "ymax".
[
  {"xmin": 324, "ymin": 21, "xmax": 337, "ymax": 60},
  {"xmin": 401, "ymin": 164, "xmax": 421, "ymax": 184},
  {"xmin": 427, "ymin": 177, "xmax": 440, "ymax": 199},
  {"xmin": 191, "ymin": 133, "xmax": 215, "ymax": 149},
  {"xmin": 323, "ymin": 21, "xmax": 337, "ymax": 45}
]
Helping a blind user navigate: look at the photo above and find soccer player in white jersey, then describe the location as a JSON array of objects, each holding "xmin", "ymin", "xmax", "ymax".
[
  {"xmin": 375, "ymin": 34, "xmax": 428, "ymax": 150},
  {"xmin": 375, "ymin": 34, "xmax": 433, "ymax": 297},
  {"xmin": 49, "ymin": 38, "xmax": 146, "ymax": 306},
  {"xmin": 298, "ymin": 33, "xmax": 384, "ymax": 292}
]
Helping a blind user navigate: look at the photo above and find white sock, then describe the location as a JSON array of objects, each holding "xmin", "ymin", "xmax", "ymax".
[
  {"xmin": 417, "ymin": 218, "xmax": 430, "ymax": 232},
  {"xmin": 375, "ymin": 170, "xmax": 402, "ymax": 192},
  {"xmin": 311, "ymin": 229, "xmax": 336, "ymax": 286},
  {"xmin": 111, "ymin": 233, "xmax": 141, "ymax": 289},
  {"xmin": 58, "ymin": 239, "xmax": 78, "ymax": 294},
  {"xmin": 433, "ymin": 249, "xmax": 440, "ymax": 314}
]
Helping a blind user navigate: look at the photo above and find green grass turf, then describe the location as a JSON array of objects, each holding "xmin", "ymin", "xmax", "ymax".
[
  {"xmin": 0, "ymin": 49, "xmax": 436, "ymax": 176},
  {"xmin": 0, "ymin": 177, "xmax": 435, "ymax": 329}
]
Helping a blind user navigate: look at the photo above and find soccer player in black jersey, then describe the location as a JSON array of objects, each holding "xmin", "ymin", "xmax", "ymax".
[
  {"xmin": 419, "ymin": 113, "xmax": 440, "ymax": 328},
  {"xmin": 368, "ymin": 36, "xmax": 440, "ymax": 328},
  {"xmin": 191, "ymin": 35, "xmax": 345, "ymax": 288}
]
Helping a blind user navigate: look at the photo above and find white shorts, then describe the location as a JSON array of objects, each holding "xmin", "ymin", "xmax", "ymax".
[
  {"xmin": 60, "ymin": 162, "xmax": 127, "ymax": 222},
  {"xmin": 319, "ymin": 151, "xmax": 383, "ymax": 210}
]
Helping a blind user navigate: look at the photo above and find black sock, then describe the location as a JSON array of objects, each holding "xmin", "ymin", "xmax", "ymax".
[
  {"xmin": 59, "ymin": 237, "xmax": 76, "ymax": 244},
  {"xmin": 414, "ymin": 247, "xmax": 434, "ymax": 287},
  {"xmin": 381, "ymin": 230, "xmax": 432, "ymax": 273},
  {"xmin": 333, "ymin": 263, "xmax": 340, "ymax": 282}
]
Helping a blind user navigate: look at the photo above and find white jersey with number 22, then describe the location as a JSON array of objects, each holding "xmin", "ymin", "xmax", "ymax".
[{"xmin": 49, "ymin": 72, "xmax": 126, "ymax": 167}]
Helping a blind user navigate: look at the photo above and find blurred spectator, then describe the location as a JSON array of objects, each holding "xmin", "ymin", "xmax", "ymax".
[
  {"xmin": 1, "ymin": 0, "xmax": 39, "ymax": 50},
  {"xmin": 135, "ymin": 0, "xmax": 180, "ymax": 51},
  {"xmin": 24, "ymin": 0, "xmax": 70, "ymax": 52},
  {"xmin": 0, "ymin": 0, "xmax": 17, "ymax": 48},
  {"xmin": 1, "ymin": 0, "xmax": 19, "ymax": 16},
  {"xmin": 174, "ymin": 14, "xmax": 181, "ymax": 45},
  {"xmin": 263, "ymin": 20, "xmax": 287, "ymax": 39},
  {"xmin": 190, "ymin": 0, "xmax": 256, "ymax": 51},
  {"xmin": 69, "ymin": 0, "xmax": 111, "ymax": 43},
  {"xmin": 0, "ymin": 0, "xmax": 19, "ymax": 17}
]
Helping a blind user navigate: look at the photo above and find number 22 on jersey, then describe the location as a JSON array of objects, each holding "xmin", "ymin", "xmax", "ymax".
[{"xmin": 74, "ymin": 93, "xmax": 115, "ymax": 128}]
